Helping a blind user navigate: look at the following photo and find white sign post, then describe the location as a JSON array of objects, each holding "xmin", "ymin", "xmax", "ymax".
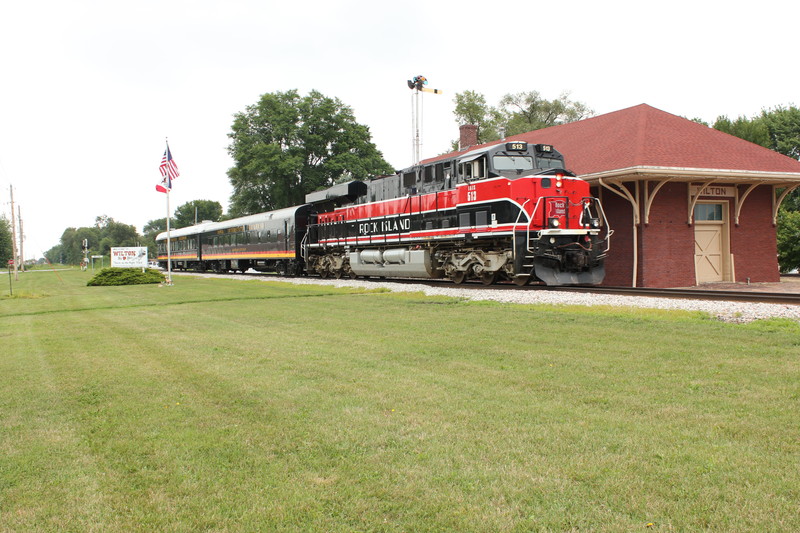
[
  {"xmin": 110, "ymin": 247, "xmax": 148, "ymax": 269},
  {"xmin": 91, "ymin": 255, "xmax": 105, "ymax": 272}
]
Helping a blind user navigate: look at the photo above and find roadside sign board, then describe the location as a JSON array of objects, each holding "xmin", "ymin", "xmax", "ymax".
[{"xmin": 110, "ymin": 247, "xmax": 148, "ymax": 268}]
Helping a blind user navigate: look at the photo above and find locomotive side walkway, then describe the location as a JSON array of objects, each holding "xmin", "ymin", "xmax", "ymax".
[{"xmin": 178, "ymin": 273, "xmax": 800, "ymax": 324}]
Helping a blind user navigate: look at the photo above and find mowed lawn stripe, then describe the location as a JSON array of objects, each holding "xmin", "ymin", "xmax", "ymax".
[{"xmin": 1, "ymin": 271, "xmax": 799, "ymax": 531}]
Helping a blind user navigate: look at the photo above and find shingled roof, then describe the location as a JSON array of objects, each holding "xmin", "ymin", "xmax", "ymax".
[{"xmin": 426, "ymin": 104, "xmax": 800, "ymax": 179}]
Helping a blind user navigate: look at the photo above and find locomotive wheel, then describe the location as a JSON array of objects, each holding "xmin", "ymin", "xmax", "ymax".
[
  {"xmin": 480, "ymin": 272, "xmax": 498, "ymax": 286},
  {"xmin": 512, "ymin": 275, "xmax": 529, "ymax": 287},
  {"xmin": 319, "ymin": 269, "xmax": 330, "ymax": 279},
  {"xmin": 450, "ymin": 271, "xmax": 467, "ymax": 284},
  {"xmin": 333, "ymin": 269, "xmax": 343, "ymax": 279}
]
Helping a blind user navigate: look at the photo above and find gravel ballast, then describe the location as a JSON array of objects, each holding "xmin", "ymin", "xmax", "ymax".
[{"xmin": 179, "ymin": 273, "xmax": 800, "ymax": 324}]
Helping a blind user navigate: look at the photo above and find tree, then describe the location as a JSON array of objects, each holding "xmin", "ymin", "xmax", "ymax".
[
  {"xmin": 43, "ymin": 243, "xmax": 64, "ymax": 265},
  {"xmin": 761, "ymin": 106, "xmax": 800, "ymax": 216},
  {"xmin": 712, "ymin": 115, "xmax": 770, "ymax": 147},
  {"xmin": 0, "ymin": 216, "xmax": 12, "ymax": 263},
  {"xmin": 96, "ymin": 218, "xmax": 139, "ymax": 256},
  {"xmin": 227, "ymin": 89, "xmax": 394, "ymax": 216},
  {"xmin": 713, "ymin": 105, "xmax": 800, "ymax": 272},
  {"xmin": 143, "ymin": 218, "xmax": 168, "ymax": 239},
  {"xmin": 58, "ymin": 226, "xmax": 99, "ymax": 264},
  {"xmin": 452, "ymin": 90, "xmax": 593, "ymax": 148},
  {"xmin": 141, "ymin": 218, "xmax": 167, "ymax": 260},
  {"xmin": 713, "ymin": 106, "xmax": 800, "ymax": 158},
  {"xmin": 46, "ymin": 216, "xmax": 142, "ymax": 265},
  {"xmin": 499, "ymin": 91, "xmax": 593, "ymax": 136},
  {"xmin": 453, "ymin": 90, "xmax": 501, "ymax": 145},
  {"xmin": 761, "ymin": 105, "xmax": 800, "ymax": 160},
  {"xmin": 776, "ymin": 209, "xmax": 800, "ymax": 272},
  {"xmin": 173, "ymin": 200, "xmax": 223, "ymax": 228}
]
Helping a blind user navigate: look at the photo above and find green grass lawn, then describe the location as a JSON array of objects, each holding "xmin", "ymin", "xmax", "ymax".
[{"xmin": 1, "ymin": 270, "xmax": 799, "ymax": 531}]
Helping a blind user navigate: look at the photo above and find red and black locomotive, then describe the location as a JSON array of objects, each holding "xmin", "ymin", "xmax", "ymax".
[{"xmin": 157, "ymin": 141, "xmax": 610, "ymax": 286}]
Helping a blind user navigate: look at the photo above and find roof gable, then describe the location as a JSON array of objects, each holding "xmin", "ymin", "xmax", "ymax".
[{"xmin": 514, "ymin": 104, "xmax": 800, "ymax": 175}]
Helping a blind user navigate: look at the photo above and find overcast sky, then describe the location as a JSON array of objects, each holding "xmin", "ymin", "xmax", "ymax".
[{"xmin": 1, "ymin": 0, "xmax": 797, "ymax": 257}]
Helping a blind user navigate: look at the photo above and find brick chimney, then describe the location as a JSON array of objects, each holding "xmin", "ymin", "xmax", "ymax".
[{"xmin": 459, "ymin": 124, "xmax": 478, "ymax": 151}]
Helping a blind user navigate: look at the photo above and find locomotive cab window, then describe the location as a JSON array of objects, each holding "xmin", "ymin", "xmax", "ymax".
[
  {"xmin": 536, "ymin": 157, "xmax": 563, "ymax": 170},
  {"xmin": 474, "ymin": 157, "xmax": 485, "ymax": 179},
  {"xmin": 493, "ymin": 155, "xmax": 534, "ymax": 172},
  {"xmin": 459, "ymin": 158, "xmax": 485, "ymax": 181},
  {"xmin": 459, "ymin": 162, "xmax": 472, "ymax": 180}
]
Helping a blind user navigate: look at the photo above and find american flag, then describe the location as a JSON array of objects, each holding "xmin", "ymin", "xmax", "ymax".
[{"xmin": 156, "ymin": 146, "xmax": 180, "ymax": 193}]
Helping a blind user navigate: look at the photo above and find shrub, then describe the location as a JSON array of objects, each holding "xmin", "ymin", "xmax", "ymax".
[{"xmin": 87, "ymin": 268, "xmax": 167, "ymax": 286}]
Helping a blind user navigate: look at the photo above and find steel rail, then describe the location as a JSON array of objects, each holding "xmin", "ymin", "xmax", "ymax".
[{"xmin": 522, "ymin": 285, "xmax": 800, "ymax": 305}]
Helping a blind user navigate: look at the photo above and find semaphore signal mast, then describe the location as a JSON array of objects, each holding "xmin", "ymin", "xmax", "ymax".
[{"xmin": 407, "ymin": 75, "xmax": 442, "ymax": 165}]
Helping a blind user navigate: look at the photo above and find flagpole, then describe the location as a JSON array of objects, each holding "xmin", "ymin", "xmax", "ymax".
[{"xmin": 165, "ymin": 139, "xmax": 173, "ymax": 285}]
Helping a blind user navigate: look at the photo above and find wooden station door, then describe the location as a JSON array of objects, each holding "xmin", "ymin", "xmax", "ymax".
[{"xmin": 693, "ymin": 202, "xmax": 730, "ymax": 283}]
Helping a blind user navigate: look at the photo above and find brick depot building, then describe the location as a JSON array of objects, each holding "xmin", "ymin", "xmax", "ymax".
[{"xmin": 500, "ymin": 104, "xmax": 800, "ymax": 287}]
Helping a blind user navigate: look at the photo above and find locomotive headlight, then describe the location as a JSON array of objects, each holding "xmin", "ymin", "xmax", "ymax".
[
  {"xmin": 589, "ymin": 218, "xmax": 600, "ymax": 228},
  {"xmin": 548, "ymin": 217, "xmax": 560, "ymax": 228}
]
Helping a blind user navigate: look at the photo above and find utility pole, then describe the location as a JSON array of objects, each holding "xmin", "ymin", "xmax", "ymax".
[
  {"xmin": 9, "ymin": 185, "xmax": 19, "ymax": 280},
  {"xmin": 17, "ymin": 205, "xmax": 24, "ymax": 272}
]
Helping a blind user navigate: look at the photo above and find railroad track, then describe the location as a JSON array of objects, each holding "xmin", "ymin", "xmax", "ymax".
[
  {"xmin": 524, "ymin": 285, "xmax": 800, "ymax": 306},
  {"xmin": 182, "ymin": 271, "xmax": 800, "ymax": 306},
  {"xmin": 372, "ymin": 278, "xmax": 800, "ymax": 305}
]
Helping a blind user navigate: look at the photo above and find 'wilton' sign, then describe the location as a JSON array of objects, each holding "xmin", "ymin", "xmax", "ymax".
[
  {"xmin": 690, "ymin": 185, "xmax": 734, "ymax": 197},
  {"xmin": 111, "ymin": 247, "xmax": 148, "ymax": 268}
]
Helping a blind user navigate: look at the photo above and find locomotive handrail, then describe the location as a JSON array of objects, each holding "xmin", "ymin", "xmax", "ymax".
[
  {"xmin": 512, "ymin": 198, "xmax": 532, "ymax": 263},
  {"xmin": 527, "ymin": 197, "xmax": 545, "ymax": 254},
  {"xmin": 300, "ymin": 229, "xmax": 310, "ymax": 263},
  {"xmin": 594, "ymin": 197, "xmax": 613, "ymax": 254},
  {"xmin": 528, "ymin": 197, "xmax": 544, "ymax": 227}
]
